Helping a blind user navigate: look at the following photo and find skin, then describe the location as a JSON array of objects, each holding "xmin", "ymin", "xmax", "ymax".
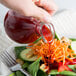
[{"xmin": 0, "ymin": 0, "xmax": 58, "ymax": 23}]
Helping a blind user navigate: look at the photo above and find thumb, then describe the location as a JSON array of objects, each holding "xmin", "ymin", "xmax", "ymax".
[{"xmin": 31, "ymin": 6, "xmax": 52, "ymax": 23}]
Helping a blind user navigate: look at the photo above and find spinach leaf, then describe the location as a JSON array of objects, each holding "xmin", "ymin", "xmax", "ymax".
[
  {"xmin": 49, "ymin": 70, "xmax": 76, "ymax": 76},
  {"xmin": 68, "ymin": 65, "xmax": 76, "ymax": 72},
  {"xmin": 15, "ymin": 46, "xmax": 26, "ymax": 58},
  {"xmin": 70, "ymin": 38, "xmax": 76, "ymax": 41},
  {"xmin": 55, "ymin": 33, "xmax": 60, "ymax": 40},
  {"xmin": 68, "ymin": 45, "xmax": 72, "ymax": 49},
  {"xmin": 15, "ymin": 71, "xmax": 25, "ymax": 76},
  {"xmin": 28, "ymin": 57, "xmax": 41, "ymax": 76},
  {"xmin": 49, "ymin": 70, "xmax": 59, "ymax": 75},
  {"xmin": 22, "ymin": 62, "xmax": 30, "ymax": 69},
  {"xmin": 37, "ymin": 69, "xmax": 47, "ymax": 76},
  {"xmin": 60, "ymin": 71, "xmax": 76, "ymax": 75}
]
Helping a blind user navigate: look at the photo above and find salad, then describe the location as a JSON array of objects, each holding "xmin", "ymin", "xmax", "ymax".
[{"xmin": 12, "ymin": 33, "xmax": 76, "ymax": 76}]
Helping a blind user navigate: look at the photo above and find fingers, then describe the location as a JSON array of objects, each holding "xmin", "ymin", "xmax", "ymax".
[
  {"xmin": 35, "ymin": 0, "xmax": 58, "ymax": 16},
  {"xmin": 16, "ymin": 0, "xmax": 55, "ymax": 23},
  {"xmin": 30, "ymin": 5, "xmax": 52, "ymax": 23}
]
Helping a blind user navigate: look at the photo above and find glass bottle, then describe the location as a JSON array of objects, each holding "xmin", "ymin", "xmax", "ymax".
[{"xmin": 4, "ymin": 10, "xmax": 55, "ymax": 44}]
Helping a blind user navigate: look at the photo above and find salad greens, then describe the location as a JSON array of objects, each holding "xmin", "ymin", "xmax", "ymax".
[
  {"xmin": 68, "ymin": 65, "xmax": 76, "ymax": 72},
  {"xmin": 13, "ymin": 33, "xmax": 76, "ymax": 76},
  {"xmin": 16, "ymin": 71, "xmax": 25, "ymax": 76},
  {"xmin": 55, "ymin": 32, "xmax": 60, "ymax": 40},
  {"xmin": 49, "ymin": 70, "xmax": 59, "ymax": 75},
  {"xmin": 22, "ymin": 62, "xmax": 30, "ymax": 69},
  {"xmin": 49, "ymin": 70, "xmax": 76, "ymax": 76},
  {"xmin": 15, "ymin": 46, "xmax": 26, "ymax": 58},
  {"xmin": 70, "ymin": 38, "xmax": 76, "ymax": 41},
  {"xmin": 37, "ymin": 70, "xmax": 47, "ymax": 76},
  {"xmin": 28, "ymin": 57, "xmax": 41, "ymax": 76},
  {"xmin": 59, "ymin": 70, "xmax": 76, "ymax": 76}
]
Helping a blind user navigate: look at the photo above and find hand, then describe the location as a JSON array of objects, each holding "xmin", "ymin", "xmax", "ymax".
[{"xmin": 0, "ymin": 0, "xmax": 58, "ymax": 23}]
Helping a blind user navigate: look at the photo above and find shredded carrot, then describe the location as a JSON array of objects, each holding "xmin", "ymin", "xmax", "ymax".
[{"xmin": 30, "ymin": 39, "xmax": 76, "ymax": 65}]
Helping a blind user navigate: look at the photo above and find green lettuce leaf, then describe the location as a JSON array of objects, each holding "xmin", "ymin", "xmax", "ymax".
[
  {"xmin": 55, "ymin": 32, "xmax": 60, "ymax": 40},
  {"xmin": 49, "ymin": 70, "xmax": 59, "ymax": 75},
  {"xmin": 15, "ymin": 71, "xmax": 25, "ymax": 76},
  {"xmin": 28, "ymin": 57, "xmax": 41, "ymax": 76},
  {"xmin": 70, "ymin": 38, "xmax": 76, "ymax": 41},
  {"xmin": 37, "ymin": 69, "xmax": 47, "ymax": 76},
  {"xmin": 22, "ymin": 62, "xmax": 30, "ymax": 69},
  {"xmin": 49, "ymin": 70, "xmax": 76, "ymax": 76},
  {"xmin": 15, "ymin": 46, "xmax": 26, "ymax": 58},
  {"xmin": 68, "ymin": 65, "xmax": 76, "ymax": 72},
  {"xmin": 60, "ymin": 70, "xmax": 76, "ymax": 75}
]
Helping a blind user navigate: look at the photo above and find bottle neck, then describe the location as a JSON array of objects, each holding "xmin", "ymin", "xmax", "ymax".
[{"xmin": 36, "ymin": 22, "xmax": 55, "ymax": 43}]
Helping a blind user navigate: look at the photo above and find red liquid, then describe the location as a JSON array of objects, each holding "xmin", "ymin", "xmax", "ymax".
[
  {"xmin": 4, "ymin": 11, "xmax": 41, "ymax": 43},
  {"xmin": 4, "ymin": 10, "xmax": 53, "ymax": 44},
  {"xmin": 42, "ymin": 25, "xmax": 53, "ymax": 52},
  {"xmin": 42, "ymin": 25, "xmax": 53, "ymax": 42}
]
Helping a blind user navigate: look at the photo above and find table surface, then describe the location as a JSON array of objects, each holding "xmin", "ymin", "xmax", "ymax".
[{"xmin": 54, "ymin": 0, "xmax": 76, "ymax": 9}]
